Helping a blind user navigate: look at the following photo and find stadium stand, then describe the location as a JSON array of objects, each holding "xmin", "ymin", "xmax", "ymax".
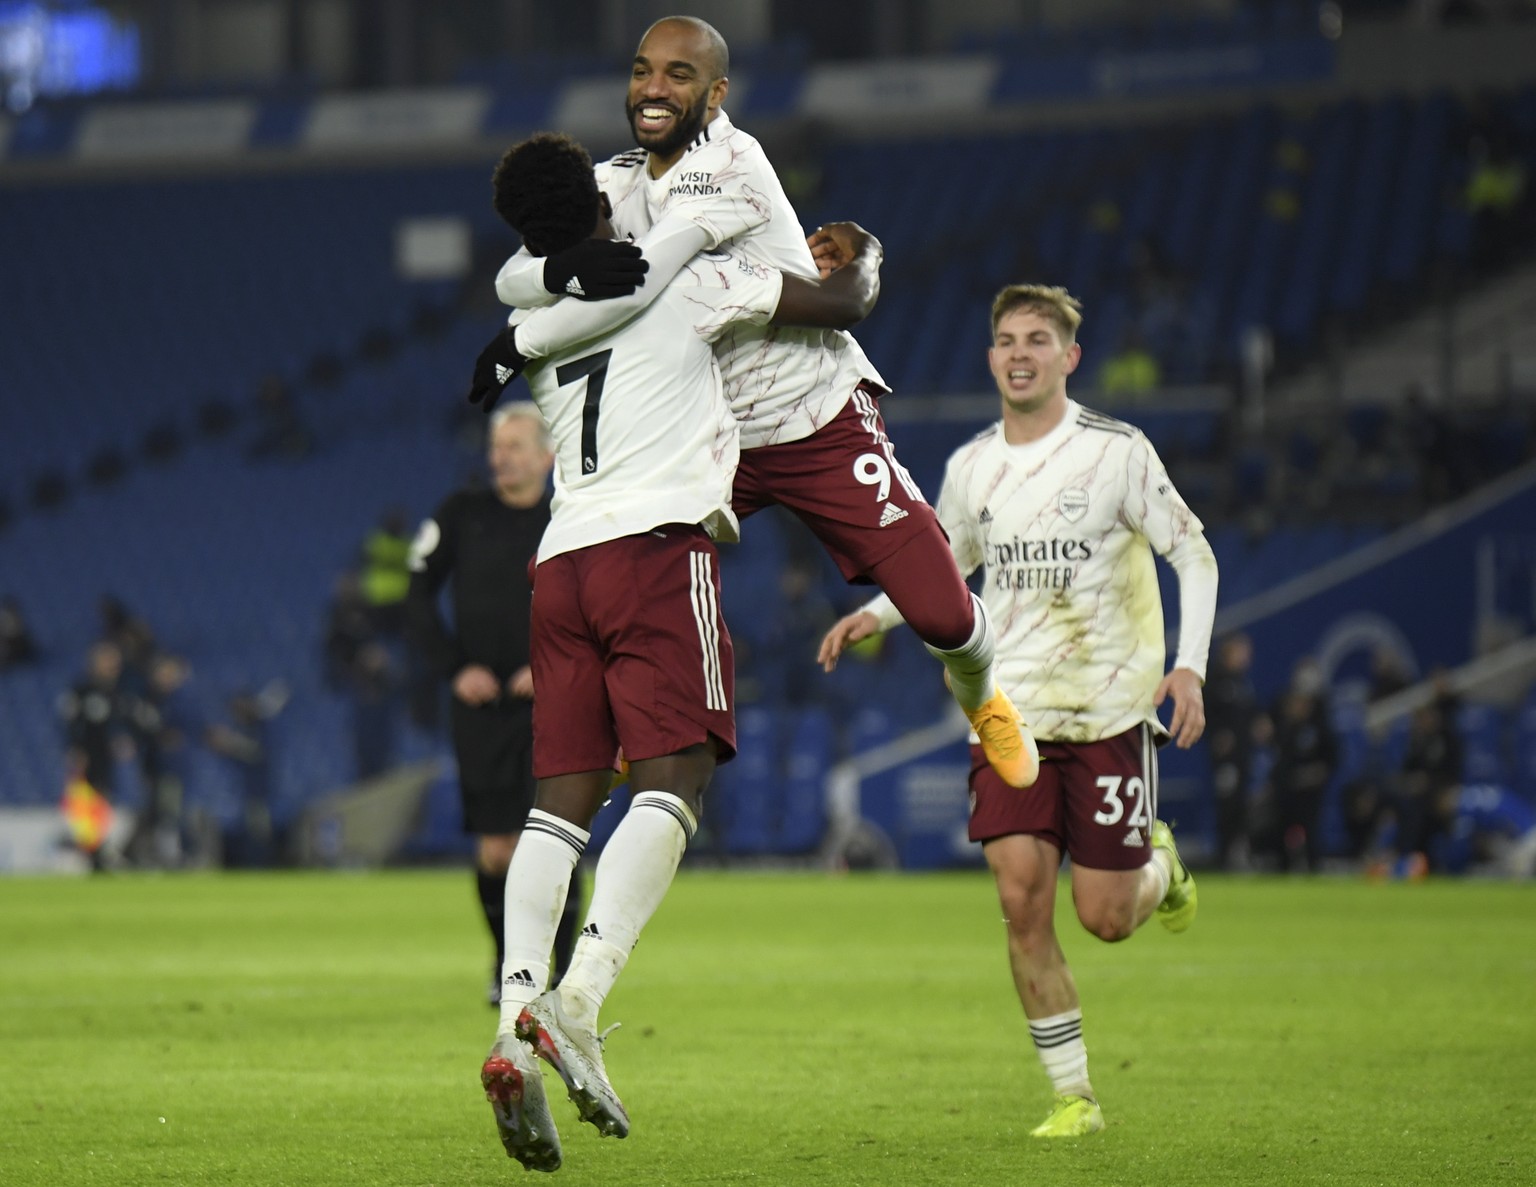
[{"xmin": 3, "ymin": 5, "xmax": 1535, "ymax": 870}]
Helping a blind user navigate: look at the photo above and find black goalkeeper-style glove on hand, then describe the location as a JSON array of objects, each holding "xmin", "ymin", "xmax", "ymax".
[
  {"xmin": 542, "ymin": 238, "xmax": 648, "ymax": 300},
  {"xmin": 467, "ymin": 328, "xmax": 529, "ymax": 415}
]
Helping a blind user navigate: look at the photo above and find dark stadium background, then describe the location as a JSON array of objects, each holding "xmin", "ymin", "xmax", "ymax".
[{"xmin": 1, "ymin": 0, "xmax": 1534, "ymax": 877}]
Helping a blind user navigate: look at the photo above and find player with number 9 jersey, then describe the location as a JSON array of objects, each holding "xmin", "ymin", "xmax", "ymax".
[{"xmin": 493, "ymin": 16, "xmax": 1042, "ymax": 793}]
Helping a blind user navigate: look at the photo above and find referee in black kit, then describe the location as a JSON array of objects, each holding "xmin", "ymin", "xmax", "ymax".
[{"xmin": 407, "ymin": 402, "xmax": 581, "ymax": 1004}]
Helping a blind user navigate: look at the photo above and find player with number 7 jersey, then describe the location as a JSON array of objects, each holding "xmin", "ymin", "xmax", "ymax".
[
  {"xmin": 473, "ymin": 132, "xmax": 899, "ymax": 1172},
  {"xmin": 492, "ymin": 16, "xmax": 1040, "ymax": 791}
]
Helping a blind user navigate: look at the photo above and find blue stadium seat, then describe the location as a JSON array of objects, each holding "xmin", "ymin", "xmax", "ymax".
[
  {"xmin": 1514, "ymin": 696, "xmax": 1536, "ymax": 802},
  {"xmin": 721, "ymin": 708, "xmax": 776, "ymax": 856},
  {"xmin": 1459, "ymin": 703, "xmax": 1510, "ymax": 786},
  {"xmin": 2, "ymin": 89, "xmax": 1519, "ymax": 849},
  {"xmin": 776, "ymin": 707, "xmax": 834, "ymax": 853}
]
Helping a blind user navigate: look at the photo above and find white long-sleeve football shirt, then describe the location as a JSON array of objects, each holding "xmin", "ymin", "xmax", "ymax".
[
  {"xmin": 498, "ymin": 111, "xmax": 885, "ymax": 450},
  {"xmin": 862, "ymin": 401, "xmax": 1219, "ymax": 743},
  {"xmin": 516, "ymin": 243, "xmax": 783, "ymax": 564}
]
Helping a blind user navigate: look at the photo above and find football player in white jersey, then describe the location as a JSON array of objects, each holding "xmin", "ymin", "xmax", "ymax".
[
  {"xmin": 820, "ymin": 285, "xmax": 1220, "ymax": 1140},
  {"xmin": 490, "ymin": 15, "xmax": 1038, "ymax": 793},
  {"xmin": 470, "ymin": 132, "xmax": 888, "ymax": 1172}
]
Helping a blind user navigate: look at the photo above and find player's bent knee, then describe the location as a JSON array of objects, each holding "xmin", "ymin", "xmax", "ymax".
[{"xmin": 1076, "ymin": 901, "xmax": 1137, "ymax": 943}]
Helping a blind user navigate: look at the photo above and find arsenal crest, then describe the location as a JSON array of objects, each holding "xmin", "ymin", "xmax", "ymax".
[{"xmin": 1058, "ymin": 488, "xmax": 1089, "ymax": 522}]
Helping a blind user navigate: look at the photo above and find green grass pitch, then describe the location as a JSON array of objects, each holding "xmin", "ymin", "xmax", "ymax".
[{"xmin": 2, "ymin": 870, "xmax": 1532, "ymax": 1185}]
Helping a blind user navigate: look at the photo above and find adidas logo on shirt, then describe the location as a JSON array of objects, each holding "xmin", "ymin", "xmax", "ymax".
[
  {"xmin": 879, "ymin": 502, "xmax": 908, "ymax": 527},
  {"xmin": 503, "ymin": 967, "xmax": 537, "ymax": 988},
  {"xmin": 565, "ymin": 276, "xmax": 586, "ymax": 296},
  {"xmin": 979, "ymin": 507, "xmax": 993, "ymax": 525},
  {"xmin": 495, "ymin": 364, "xmax": 514, "ymax": 384}
]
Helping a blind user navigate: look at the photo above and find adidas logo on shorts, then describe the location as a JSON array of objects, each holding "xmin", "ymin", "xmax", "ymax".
[
  {"xmin": 1123, "ymin": 828, "xmax": 1144, "ymax": 848},
  {"xmin": 879, "ymin": 502, "xmax": 908, "ymax": 527}
]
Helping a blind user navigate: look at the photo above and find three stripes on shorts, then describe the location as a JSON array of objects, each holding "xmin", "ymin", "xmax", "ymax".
[{"xmin": 688, "ymin": 550, "xmax": 727, "ymax": 711}]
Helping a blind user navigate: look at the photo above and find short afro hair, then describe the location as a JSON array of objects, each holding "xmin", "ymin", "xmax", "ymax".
[{"xmin": 491, "ymin": 133, "xmax": 600, "ymax": 258}]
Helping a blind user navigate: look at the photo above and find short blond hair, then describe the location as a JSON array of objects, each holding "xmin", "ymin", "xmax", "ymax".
[{"xmin": 990, "ymin": 284, "xmax": 1083, "ymax": 344}]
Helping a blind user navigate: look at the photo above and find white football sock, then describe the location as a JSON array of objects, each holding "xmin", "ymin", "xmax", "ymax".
[
  {"xmin": 1029, "ymin": 1008, "xmax": 1094, "ymax": 1101},
  {"xmin": 928, "ymin": 594, "xmax": 995, "ymax": 714},
  {"xmin": 559, "ymin": 791, "xmax": 696, "ymax": 1024},
  {"xmin": 1148, "ymin": 848, "xmax": 1173, "ymax": 903},
  {"xmin": 498, "ymin": 809, "xmax": 588, "ymax": 1034}
]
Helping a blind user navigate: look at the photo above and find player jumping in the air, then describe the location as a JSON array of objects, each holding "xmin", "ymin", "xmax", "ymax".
[
  {"xmin": 821, "ymin": 285, "xmax": 1218, "ymax": 1138},
  {"xmin": 491, "ymin": 15, "xmax": 1038, "ymax": 791}
]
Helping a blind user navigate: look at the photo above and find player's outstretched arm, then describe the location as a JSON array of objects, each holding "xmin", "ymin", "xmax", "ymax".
[
  {"xmin": 512, "ymin": 216, "xmax": 713, "ymax": 361},
  {"xmin": 494, "ymin": 239, "xmax": 648, "ymax": 307},
  {"xmin": 772, "ymin": 222, "xmax": 883, "ymax": 330},
  {"xmin": 818, "ymin": 610, "xmax": 882, "ymax": 673}
]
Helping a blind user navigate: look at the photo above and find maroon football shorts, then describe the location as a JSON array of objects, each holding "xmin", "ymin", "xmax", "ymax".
[
  {"xmin": 530, "ymin": 525, "xmax": 735, "ymax": 778},
  {"xmin": 733, "ymin": 383, "xmax": 940, "ymax": 583},
  {"xmin": 967, "ymin": 724, "xmax": 1159, "ymax": 870}
]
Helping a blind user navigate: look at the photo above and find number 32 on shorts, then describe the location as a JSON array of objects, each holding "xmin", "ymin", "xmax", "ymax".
[{"xmin": 1093, "ymin": 775, "xmax": 1151, "ymax": 829}]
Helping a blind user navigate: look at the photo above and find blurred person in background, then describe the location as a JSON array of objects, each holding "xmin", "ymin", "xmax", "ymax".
[
  {"xmin": 1338, "ymin": 750, "xmax": 1394, "ymax": 864},
  {"xmin": 1262, "ymin": 658, "xmax": 1339, "ymax": 873},
  {"xmin": 1204, "ymin": 633, "xmax": 1260, "ymax": 870},
  {"xmin": 819, "ymin": 283, "xmax": 1216, "ymax": 1140},
  {"xmin": 322, "ymin": 570, "xmax": 375, "ymax": 691},
  {"xmin": 323, "ymin": 567, "xmax": 404, "ymax": 783},
  {"xmin": 1096, "ymin": 327, "xmax": 1162, "ymax": 400},
  {"xmin": 1367, "ymin": 645, "xmax": 1412, "ymax": 704},
  {"xmin": 1388, "ymin": 675, "xmax": 1464, "ymax": 877},
  {"xmin": 124, "ymin": 653, "xmax": 203, "ymax": 868},
  {"xmin": 97, "ymin": 595, "xmax": 156, "ymax": 699},
  {"xmin": 0, "ymin": 595, "xmax": 40, "ymax": 669},
  {"xmin": 360, "ymin": 508, "xmax": 413, "ymax": 637},
  {"xmin": 1463, "ymin": 127, "xmax": 1529, "ymax": 274},
  {"xmin": 405, "ymin": 402, "xmax": 583, "ymax": 1008},
  {"xmin": 347, "ymin": 640, "xmax": 402, "ymax": 781},
  {"xmin": 57, "ymin": 640, "xmax": 132, "ymax": 869},
  {"xmin": 206, "ymin": 683, "xmax": 290, "ymax": 867}
]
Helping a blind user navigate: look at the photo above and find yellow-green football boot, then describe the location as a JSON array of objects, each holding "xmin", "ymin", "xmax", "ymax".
[
  {"xmin": 1152, "ymin": 819, "xmax": 1197, "ymax": 933},
  {"xmin": 1029, "ymin": 1094, "xmax": 1105, "ymax": 1138}
]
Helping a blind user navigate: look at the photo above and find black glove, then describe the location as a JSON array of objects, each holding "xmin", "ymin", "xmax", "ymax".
[
  {"xmin": 467, "ymin": 328, "xmax": 529, "ymax": 415},
  {"xmin": 542, "ymin": 238, "xmax": 648, "ymax": 300}
]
